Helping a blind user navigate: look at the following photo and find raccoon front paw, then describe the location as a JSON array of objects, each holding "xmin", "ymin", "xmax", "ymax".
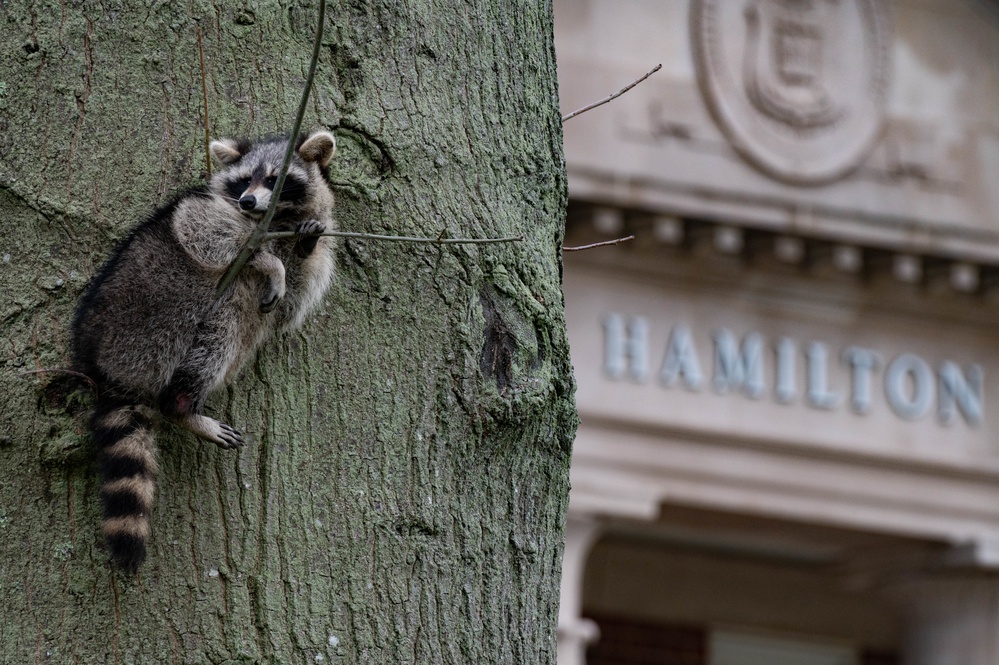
[
  {"xmin": 260, "ymin": 282, "xmax": 285, "ymax": 313},
  {"xmin": 260, "ymin": 292, "xmax": 279, "ymax": 313},
  {"xmin": 295, "ymin": 219, "xmax": 326, "ymax": 258},
  {"xmin": 297, "ymin": 218, "xmax": 327, "ymax": 237}
]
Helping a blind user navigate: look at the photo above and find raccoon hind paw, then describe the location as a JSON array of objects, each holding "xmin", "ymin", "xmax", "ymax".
[
  {"xmin": 174, "ymin": 414, "xmax": 245, "ymax": 449},
  {"xmin": 215, "ymin": 422, "xmax": 245, "ymax": 449}
]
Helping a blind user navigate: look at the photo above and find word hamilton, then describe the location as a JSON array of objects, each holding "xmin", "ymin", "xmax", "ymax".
[{"xmin": 602, "ymin": 314, "xmax": 983, "ymax": 428}]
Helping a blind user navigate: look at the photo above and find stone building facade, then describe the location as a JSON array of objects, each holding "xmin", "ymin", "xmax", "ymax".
[{"xmin": 553, "ymin": 2, "xmax": 999, "ymax": 664}]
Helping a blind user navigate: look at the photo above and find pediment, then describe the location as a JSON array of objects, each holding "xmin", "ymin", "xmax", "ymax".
[{"xmin": 556, "ymin": 0, "xmax": 999, "ymax": 262}]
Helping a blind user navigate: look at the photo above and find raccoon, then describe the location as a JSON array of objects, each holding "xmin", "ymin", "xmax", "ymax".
[{"xmin": 72, "ymin": 130, "xmax": 337, "ymax": 573}]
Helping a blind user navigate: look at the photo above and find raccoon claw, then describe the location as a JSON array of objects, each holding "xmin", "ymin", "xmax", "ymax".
[
  {"xmin": 176, "ymin": 414, "xmax": 245, "ymax": 449},
  {"xmin": 295, "ymin": 219, "xmax": 326, "ymax": 258},
  {"xmin": 216, "ymin": 423, "xmax": 244, "ymax": 449},
  {"xmin": 297, "ymin": 218, "xmax": 327, "ymax": 237}
]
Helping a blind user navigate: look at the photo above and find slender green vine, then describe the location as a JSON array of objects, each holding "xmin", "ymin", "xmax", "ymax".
[{"xmin": 215, "ymin": 0, "xmax": 327, "ymax": 299}]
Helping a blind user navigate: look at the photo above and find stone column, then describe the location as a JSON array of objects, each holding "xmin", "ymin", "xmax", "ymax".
[
  {"xmin": 557, "ymin": 516, "xmax": 603, "ymax": 665},
  {"xmin": 897, "ymin": 577, "xmax": 999, "ymax": 665}
]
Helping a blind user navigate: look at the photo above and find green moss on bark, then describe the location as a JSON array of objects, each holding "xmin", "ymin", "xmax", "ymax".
[{"xmin": 0, "ymin": 1, "xmax": 573, "ymax": 663}]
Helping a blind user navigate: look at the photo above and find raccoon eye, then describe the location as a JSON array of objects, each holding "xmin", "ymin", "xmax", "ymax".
[
  {"xmin": 236, "ymin": 176, "xmax": 251, "ymax": 189},
  {"xmin": 265, "ymin": 175, "xmax": 278, "ymax": 187}
]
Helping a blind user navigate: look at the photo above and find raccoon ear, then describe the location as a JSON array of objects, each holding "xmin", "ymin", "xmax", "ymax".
[
  {"xmin": 298, "ymin": 131, "xmax": 337, "ymax": 167},
  {"xmin": 209, "ymin": 139, "xmax": 243, "ymax": 165}
]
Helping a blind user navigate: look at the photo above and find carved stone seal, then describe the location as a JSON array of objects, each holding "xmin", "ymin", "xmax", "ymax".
[{"xmin": 692, "ymin": 0, "xmax": 891, "ymax": 185}]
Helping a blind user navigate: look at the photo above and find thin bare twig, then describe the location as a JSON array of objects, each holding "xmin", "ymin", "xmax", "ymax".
[
  {"xmin": 264, "ymin": 230, "xmax": 525, "ymax": 245},
  {"xmin": 215, "ymin": 0, "xmax": 326, "ymax": 299},
  {"xmin": 197, "ymin": 25, "xmax": 212, "ymax": 178},
  {"xmin": 17, "ymin": 368, "xmax": 98, "ymax": 394},
  {"xmin": 563, "ymin": 235, "xmax": 635, "ymax": 252},
  {"xmin": 561, "ymin": 64, "xmax": 662, "ymax": 122}
]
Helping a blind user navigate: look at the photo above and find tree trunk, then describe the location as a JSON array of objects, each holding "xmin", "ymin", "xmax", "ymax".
[{"xmin": 0, "ymin": 2, "xmax": 574, "ymax": 663}]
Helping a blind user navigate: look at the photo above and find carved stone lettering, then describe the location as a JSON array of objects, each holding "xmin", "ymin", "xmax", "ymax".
[{"xmin": 600, "ymin": 315, "xmax": 985, "ymax": 429}]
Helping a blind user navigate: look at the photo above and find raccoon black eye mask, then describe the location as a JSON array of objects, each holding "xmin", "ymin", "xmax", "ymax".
[{"xmin": 71, "ymin": 130, "xmax": 337, "ymax": 573}]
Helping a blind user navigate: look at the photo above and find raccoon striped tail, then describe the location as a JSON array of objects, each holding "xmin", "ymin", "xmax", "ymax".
[{"xmin": 92, "ymin": 396, "xmax": 159, "ymax": 574}]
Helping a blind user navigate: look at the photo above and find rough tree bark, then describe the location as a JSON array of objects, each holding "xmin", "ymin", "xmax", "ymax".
[{"xmin": 0, "ymin": 2, "xmax": 574, "ymax": 663}]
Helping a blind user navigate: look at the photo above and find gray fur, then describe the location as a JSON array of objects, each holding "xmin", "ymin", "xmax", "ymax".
[{"xmin": 73, "ymin": 130, "xmax": 337, "ymax": 572}]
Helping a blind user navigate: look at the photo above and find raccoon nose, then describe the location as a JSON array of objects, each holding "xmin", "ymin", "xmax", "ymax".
[{"xmin": 238, "ymin": 195, "xmax": 257, "ymax": 211}]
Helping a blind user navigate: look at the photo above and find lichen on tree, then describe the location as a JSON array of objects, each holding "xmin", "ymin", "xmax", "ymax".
[{"xmin": 0, "ymin": 1, "xmax": 574, "ymax": 663}]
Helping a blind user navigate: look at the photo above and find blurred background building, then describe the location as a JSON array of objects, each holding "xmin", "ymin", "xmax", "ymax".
[{"xmin": 553, "ymin": 1, "xmax": 999, "ymax": 664}]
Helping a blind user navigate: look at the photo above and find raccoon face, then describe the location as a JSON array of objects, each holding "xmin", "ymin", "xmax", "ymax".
[{"xmin": 208, "ymin": 131, "xmax": 337, "ymax": 219}]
